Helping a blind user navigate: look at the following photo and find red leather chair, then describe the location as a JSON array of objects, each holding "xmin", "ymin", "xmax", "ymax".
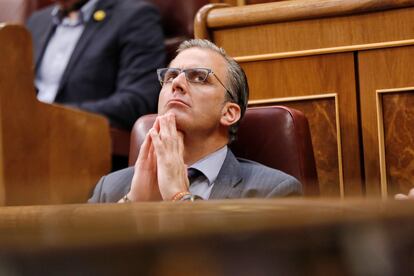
[
  {"xmin": 149, "ymin": 0, "xmax": 210, "ymax": 62},
  {"xmin": 0, "ymin": 0, "xmax": 53, "ymax": 24},
  {"xmin": 129, "ymin": 106, "xmax": 319, "ymax": 196},
  {"xmin": 0, "ymin": 0, "xmax": 32, "ymax": 23}
]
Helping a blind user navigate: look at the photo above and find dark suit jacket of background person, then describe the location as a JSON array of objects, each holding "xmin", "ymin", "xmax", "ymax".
[
  {"xmin": 88, "ymin": 150, "xmax": 303, "ymax": 202},
  {"xmin": 27, "ymin": 0, "xmax": 166, "ymax": 129}
]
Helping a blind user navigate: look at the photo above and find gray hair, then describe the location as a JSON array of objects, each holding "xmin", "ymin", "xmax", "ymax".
[{"xmin": 176, "ymin": 39, "xmax": 249, "ymax": 143}]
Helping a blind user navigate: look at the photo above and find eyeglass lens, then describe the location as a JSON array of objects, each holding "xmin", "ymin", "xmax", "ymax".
[{"xmin": 160, "ymin": 68, "xmax": 209, "ymax": 84}]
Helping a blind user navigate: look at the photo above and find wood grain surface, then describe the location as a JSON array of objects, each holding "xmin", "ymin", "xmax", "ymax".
[{"xmin": 0, "ymin": 25, "xmax": 111, "ymax": 205}]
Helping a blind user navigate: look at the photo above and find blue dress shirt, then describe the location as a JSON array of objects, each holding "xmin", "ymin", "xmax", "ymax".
[{"xmin": 188, "ymin": 146, "xmax": 228, "ymax": 199}]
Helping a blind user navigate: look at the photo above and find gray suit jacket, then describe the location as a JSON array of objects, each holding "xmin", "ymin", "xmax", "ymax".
[{"xmin": 88, "ymin": 150, "xmax": 302, "ymax": 203}]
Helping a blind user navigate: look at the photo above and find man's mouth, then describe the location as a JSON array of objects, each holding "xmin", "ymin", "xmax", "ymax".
[{"xmin": 167, "ymin": 99, "xmax": 190, "ymax": 107}]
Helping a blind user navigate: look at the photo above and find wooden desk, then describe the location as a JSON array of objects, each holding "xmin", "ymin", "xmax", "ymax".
[
  {"xmin": 0, "ymin": 199, "xmax": 413, "ymax": 274},
  {"xmin": 195, "ymin": 0, "xmax": 414, "ymax": 198}
]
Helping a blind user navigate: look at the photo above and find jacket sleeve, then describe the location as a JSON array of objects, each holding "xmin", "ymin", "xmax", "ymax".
[
  {"xmin": 266, "ymin": 177, "xmax": 303, "ymax": 198},
  {"xmin": 87, "ymin": 167, "xmax": 135, "ymax": 203},
  {"xmin": 88, "ymin": 176, "xmax": 105, "ymax": 203}
]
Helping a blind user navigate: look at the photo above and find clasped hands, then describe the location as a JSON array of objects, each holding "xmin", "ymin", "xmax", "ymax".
[
  {"xmin": 395, "ymin": 188, "xmax": 414, "ymax": 200},
  {"xmin": 124, "ymin": 113, "xmax": 190, "ymax": 202}
]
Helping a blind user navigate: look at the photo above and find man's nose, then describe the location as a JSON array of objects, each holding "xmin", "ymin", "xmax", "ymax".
[{"xmin": 171, "ymin": 72, "xmax": 187, "ymax": 93}]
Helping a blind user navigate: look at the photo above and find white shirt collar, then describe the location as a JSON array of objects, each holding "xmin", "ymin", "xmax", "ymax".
[{"xmin": 188, "ymin": 146, "xmax": 228, "ymax": 186}]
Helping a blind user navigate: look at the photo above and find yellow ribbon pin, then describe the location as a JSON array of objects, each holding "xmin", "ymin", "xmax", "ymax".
[{"xmin": 93, "ymin": 10, "xmax": 106, "ymax": 21}]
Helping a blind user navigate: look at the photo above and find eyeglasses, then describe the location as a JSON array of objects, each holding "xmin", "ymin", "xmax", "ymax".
[{"xmin": 156, "ymin": 67, "xmax": 236, "ymax": 102}]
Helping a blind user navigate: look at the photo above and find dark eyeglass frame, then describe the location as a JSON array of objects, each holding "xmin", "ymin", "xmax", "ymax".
[{"xmin": 156, "ymin": 67, "xmax": 236, "ymax": 102}]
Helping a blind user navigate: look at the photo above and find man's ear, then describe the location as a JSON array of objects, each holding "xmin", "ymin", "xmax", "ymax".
[{"xmin": 220, "ymin": 102, "xmax": 241, "ymax": 127}]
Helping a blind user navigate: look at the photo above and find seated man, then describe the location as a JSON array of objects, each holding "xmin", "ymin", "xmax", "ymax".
[
  {"xmin": 27, "ymin": 0, "xmax": 165, "ymax": 129},
  {"xmin": 88, "ymin": 39, "xmax": 302, "ymax": 203}
]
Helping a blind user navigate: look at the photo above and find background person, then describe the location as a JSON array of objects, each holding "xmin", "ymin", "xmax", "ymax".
[{"xmin": 27, "ymin": 0, "xmax": 166, "ymax": 129}]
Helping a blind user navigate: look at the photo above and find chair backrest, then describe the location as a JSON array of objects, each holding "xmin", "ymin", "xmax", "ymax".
[
  {"xmin": 0, "ymin": 0, "xmax": 31, "ymax": 23},
  {"xmin": 148, "ymin": 0, "xmax": 210, "ymax": 62},
  {"xmin": 0, "ymin": 0, "xmax": 53, "ymax": 24},
  {"xmin": 129, "ymin": 106, "xmax": 319, "ymax": 196}
]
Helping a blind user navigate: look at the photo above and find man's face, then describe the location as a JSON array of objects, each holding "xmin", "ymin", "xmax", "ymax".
[
  {"xmin": 55, "ymin": 0, "xmax": 85, "ymax": 12},
  {"xmin": 157, "ymin": 48, "xmax": 231, "ymax": 134}
]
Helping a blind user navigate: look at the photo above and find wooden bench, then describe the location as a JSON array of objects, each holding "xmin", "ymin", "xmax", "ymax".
[{"xmin": 0, "ymin": 24, "xmax": 111, "ymax": 205}]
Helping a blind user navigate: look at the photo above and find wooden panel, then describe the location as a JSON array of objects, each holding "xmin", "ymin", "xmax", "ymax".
[
  {"xmin": 196, "ymin": 1, "xmax": 414, "ymax": 197},
  {"xmin": 253, "ymin": 97, "xmax": 340, "ymax": 197},
  {"xmin": 209, "ymin": 0, "xmax": 238, "ymax": 5},
  {"xmin": 244, "ymin": 53, "xmax": 361, "ymax": 196},
  {"xmin": 209, "ymin": 0, "xmax": 288, "ymax": 5},
  {"xmin": 0, "ymin": 24, "xmax": 111, "ymax": 205},
  {"xmin": 382, "ymin": 92, "xmax": 414, "ymax": 195},
  {"xmin": 246, "ymin": 0, "xmax": 289, "ymax": 4},
  {"xmin": 359, "ymin": 46, "xmax": 414, "ymax": 197},
  {"xmin": 212, "ymin": 7, "xmax": 414, "ymax": 57},
  {"xmin": 284, "ymin": 98, "xmax": 340, "ymax": 197},
  {"xmin": 205, "ymin": 0, "xmax": 414, "ymax": 29}
]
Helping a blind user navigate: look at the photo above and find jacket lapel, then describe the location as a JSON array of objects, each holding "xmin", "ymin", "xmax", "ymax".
[
  {"xmin": 57, "ymin": 0, "xmax": 115, "ymax": 92},
  {"xmin": 209, "ymin": 150, "xmax": 243, "ymax": 199}
]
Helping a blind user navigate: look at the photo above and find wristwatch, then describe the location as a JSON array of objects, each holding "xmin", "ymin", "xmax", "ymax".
[{"xmin": 122, "ymin": 194, "xmax": 131, "ymax": 203}]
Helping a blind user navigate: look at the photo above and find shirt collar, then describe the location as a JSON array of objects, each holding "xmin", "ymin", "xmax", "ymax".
[
  {"xmin": 189, "ymin": 146, "xmax": 228, "ymax": 186},
  {"xmin": 51, "ymin": 0, "xmax": 99, "ymax": 26}
]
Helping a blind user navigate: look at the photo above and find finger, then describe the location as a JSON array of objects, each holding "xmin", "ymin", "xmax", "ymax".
[
  {"xmin": 167, "ymin": 113, "xmax": 178, "ymax": 137},
  {"xmin": 136, "ymin": 133, "xmax": 152, "ymax": 163},
  {"xmin": 177, "ymin": 131, "xmax": 185, "ymax": 157},
  {"xmin": 149, "ymin": 127, "xmax": 163, "ymax": 155},
  {"xmin": 158, "ymin": 114, "xmax": 170, "ymax": 138},
  {"xmin": 149, "ymin": 140, "xmax": 157, "ymax": 167},
  {"xmin": 395, "ymin": 193, "xmax": 408, "ymax": 200},
  {"xmin": 153, "ymin": 116, "xmax": 161, "ymax": 132},
  {"xmin": 408, "ymin": 188, "xmax": 414, "ymax": 198}
]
